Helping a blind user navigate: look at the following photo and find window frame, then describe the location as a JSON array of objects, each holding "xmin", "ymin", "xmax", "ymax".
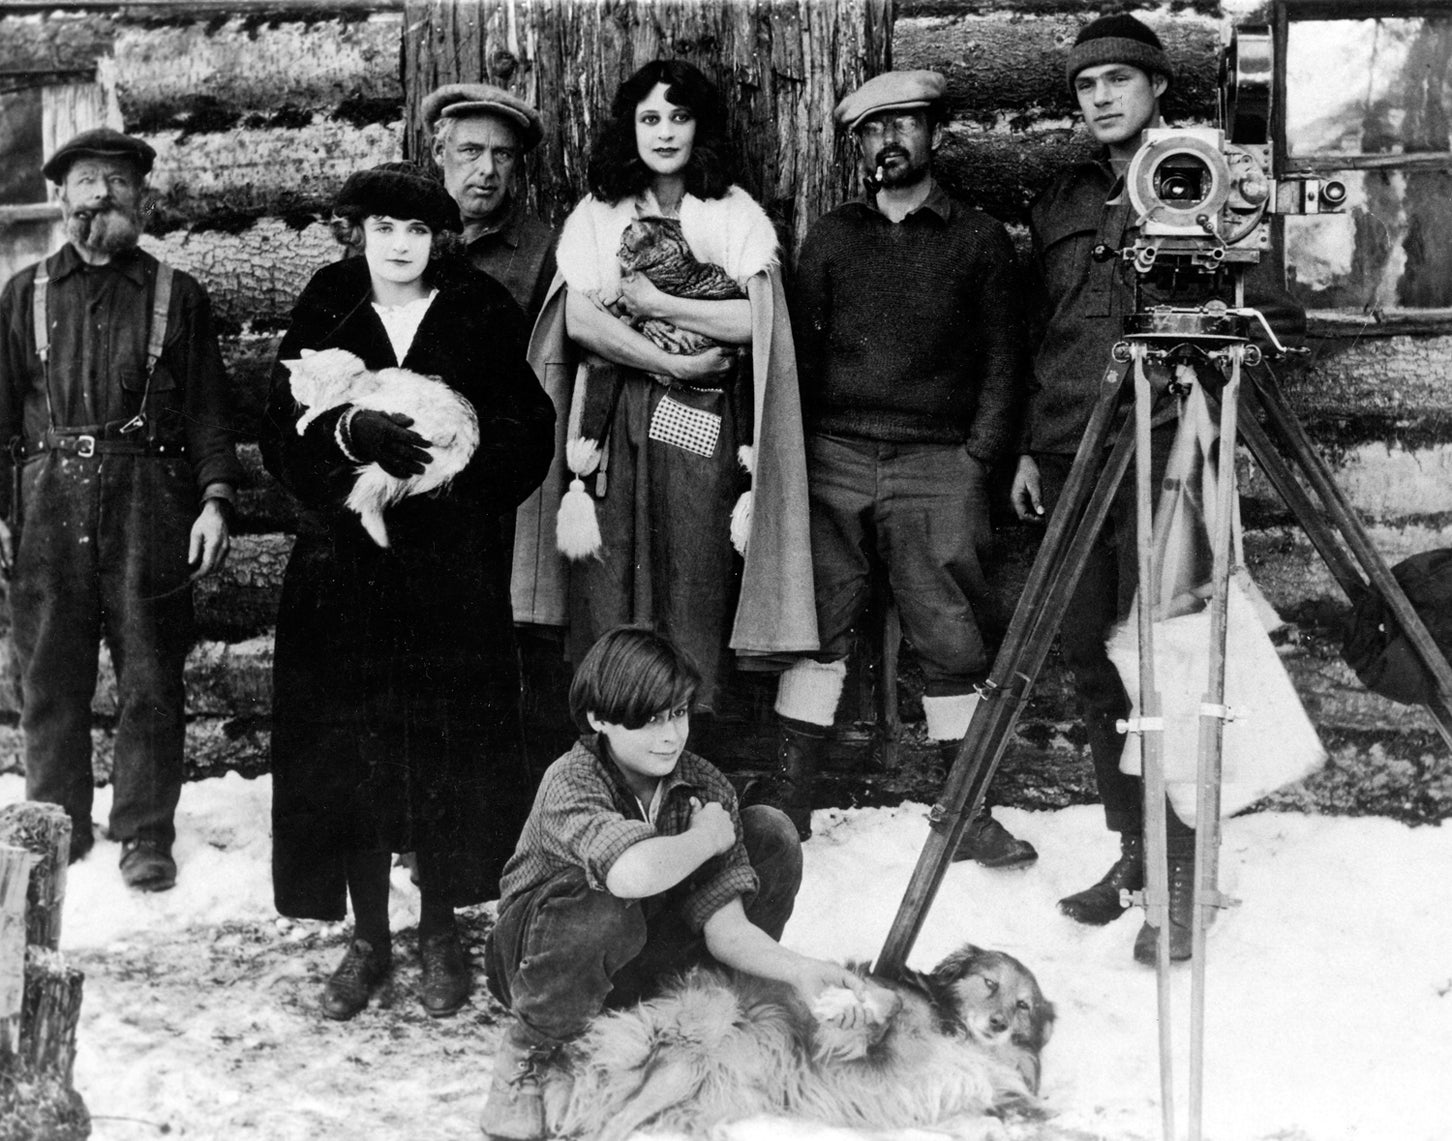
[{"xmin": 1274, "ymin": 0, "xmax": 1452, "ymax": 335}]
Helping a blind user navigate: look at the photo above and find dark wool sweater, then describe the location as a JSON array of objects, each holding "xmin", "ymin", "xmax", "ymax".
[{"xmin": 791, "ymin": 182, "xmax": 1025, "ymax": 459}]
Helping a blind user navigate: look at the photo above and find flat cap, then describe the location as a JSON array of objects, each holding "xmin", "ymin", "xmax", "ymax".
[
  {"xmin": 422, "ymin": 83, "xmax": 543, "ymax": 152},
  {"xmin": 834, "ymin": 70, "xmax": 946, "ymax": 132},
  {"xmin": 43, "ymin": 127, "xmax": 156, "ymax": 184},
  {"xmin": 334, "ymin": 162, "xmax": 461, "ymax": 233}
]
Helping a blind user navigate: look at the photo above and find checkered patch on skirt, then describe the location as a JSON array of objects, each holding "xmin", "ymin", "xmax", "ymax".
[{"xmin": 648, "ymin": 394, "xmax": 721, "ymax": 457}]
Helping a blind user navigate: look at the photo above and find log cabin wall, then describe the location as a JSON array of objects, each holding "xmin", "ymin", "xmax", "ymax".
[{"xmin": 1, "ymin": 0, "xmax": 1448, "ymax": 820}]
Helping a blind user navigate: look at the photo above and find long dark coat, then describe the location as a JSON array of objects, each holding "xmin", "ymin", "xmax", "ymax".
[{"xmin": 260, "ymin": 256, "xmax": 554, "ymax": 917}]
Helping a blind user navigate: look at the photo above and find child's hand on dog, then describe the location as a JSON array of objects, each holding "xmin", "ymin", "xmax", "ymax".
[
  {"xmin": 794, "ymin": 960, "xmax": 870, "ymax": 1016},
  {"xmin": 687, "ymin": 798, "xmax": 736, "ymax": 856}
]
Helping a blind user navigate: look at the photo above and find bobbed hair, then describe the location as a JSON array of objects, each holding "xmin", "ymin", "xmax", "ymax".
[
  {"xmin": 569, "ymin": 626, "xmax": 702, "ymax": 732},
  {"xmin": 585, "ymin": 59, "xmax": 733, "ymax": 205},
  {"xmin": 328, "ymin": 214, "xmax": 465, "ymax": 282}
]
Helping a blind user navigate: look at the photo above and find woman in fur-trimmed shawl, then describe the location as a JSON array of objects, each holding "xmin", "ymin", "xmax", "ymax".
[{"xmin": 511, "ymin": 60, "xmax": 816, "ymax": 708}]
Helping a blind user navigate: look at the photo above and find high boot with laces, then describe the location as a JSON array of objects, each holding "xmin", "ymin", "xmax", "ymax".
[
  {"xmin": 480, "ymin": 1020, "xmax": 572, "ymax": 1140},
  {"xmin": 1058, "ymin": 831, "xmax": 1145, "ymax": 925},
  {"xmin": 1133, "ymin": 845, "xmax": 1196, "ymax": 964},
  {"xmin": 743, "ymin": 717, "xmax": 828, "ymax": 841}
]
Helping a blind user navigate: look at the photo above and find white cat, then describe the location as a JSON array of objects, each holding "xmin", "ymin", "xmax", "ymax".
[{"xmin": 282, "ymin": 346, "xmax": 480, "ymax": 548}]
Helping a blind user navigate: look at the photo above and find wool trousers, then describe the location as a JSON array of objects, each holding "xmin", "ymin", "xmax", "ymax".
[
  {"xmin": 9, "ymin": 451, "xmax": 195, "ymax": 844},
  {"xmin": 485, "ymin": 805, "xmax": 803, "ymax": 1043}
]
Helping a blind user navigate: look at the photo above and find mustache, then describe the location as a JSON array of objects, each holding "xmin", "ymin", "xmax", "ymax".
[{"xmin": 66, "ymin": 200, "xmax": 144, "ymax": 254}]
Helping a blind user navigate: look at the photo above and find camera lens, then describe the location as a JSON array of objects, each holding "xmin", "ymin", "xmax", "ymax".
[{"xmin": 1154, "ymin": 156, "xmax": 1211, "ymax": 207}]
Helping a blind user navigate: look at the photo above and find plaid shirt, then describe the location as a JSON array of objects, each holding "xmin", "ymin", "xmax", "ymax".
[{"xmin": 496, "ymin": 735, "xmax": 759, "ymax": 932}]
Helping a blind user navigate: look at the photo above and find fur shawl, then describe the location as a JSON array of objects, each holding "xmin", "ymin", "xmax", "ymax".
[
  {"xmin": 554, "ymin": 187, "xmax": 779, "ymax": 297},
  {"xmin": 510, "ymin": 194, "xmax": 817, "ymax": 658}
]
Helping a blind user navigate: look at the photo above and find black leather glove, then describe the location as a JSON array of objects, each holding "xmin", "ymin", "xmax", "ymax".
[{"xmin": 346, "ymin": 410, "xmax": 432, "ymax": 479}]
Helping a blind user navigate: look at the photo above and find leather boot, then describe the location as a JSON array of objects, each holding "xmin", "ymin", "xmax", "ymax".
[
  {"xmin": 419, "ymin": 929, "xmax": 471, "ymax": 1017},
  {"xmin": 743, "ymin": 717, "xmax": 827, "ymax": 841},
  {"xmin": 1058, "ymin": 832, "xmax": 1145, "ymax": 925},
  {"xmin": 1133, "ymin": 848, "xmax": 1196, "ymax": 965},
  {"xmin": 940, "ymin": 743, "xmax": 1038, "ymax": 869},
  {"xmin": 480, "ymin": 1020, "xmax": 572, "ymax": 1140},
  {"xmin": 320, "ymin": 936, "xmax": 392, "ymax": 1021}
]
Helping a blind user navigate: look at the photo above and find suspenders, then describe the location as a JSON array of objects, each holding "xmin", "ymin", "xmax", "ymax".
[{"xmin": 31, "ymin": 258, "xmax": 175, "ymax": 440}]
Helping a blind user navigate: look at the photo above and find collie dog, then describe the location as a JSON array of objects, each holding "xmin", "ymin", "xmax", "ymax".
[{"xmin": 548, "ymin": 944, "xmax": 1054, "ymax": 1140}]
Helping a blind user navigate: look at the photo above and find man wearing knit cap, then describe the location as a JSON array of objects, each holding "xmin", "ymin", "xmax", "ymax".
[
  {"xmin": 749, "ymin": 70, "xmax": 1035, "ymax": 870},
  {"xmin": 1013, "ymin": 13, "xmax": 1301, "ymax": 964},
  {"xmin": 0, "ymin": 127, "xmax": 243, "ymax": 891},
  {"xmin": 424, "ymin": 82, "xmax": 556, "ymax": 321}
]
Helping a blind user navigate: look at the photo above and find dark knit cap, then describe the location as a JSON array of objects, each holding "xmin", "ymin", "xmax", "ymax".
[
  {"xmin": 1065, "ymin": 14, "xmax": 1172, "ymax": 90},
  {"xmin": 334, "ymin": 162, "xmax": 461, "ymax": 233},
  {"xmin": 43, "ymin": 128, "xmax": 156, "ymax": 184}
]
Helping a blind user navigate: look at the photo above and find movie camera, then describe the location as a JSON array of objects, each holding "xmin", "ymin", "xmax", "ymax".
[{"xmin": 1110, "ymin": 27, "xmax": 1345, "ymax": 328}]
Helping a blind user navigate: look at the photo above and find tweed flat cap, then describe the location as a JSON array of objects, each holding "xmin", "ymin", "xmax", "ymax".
[
  {"xmin": 834, "ymin": 70, "xmax": 946, "ymax": 132},
  {"xmin": 334, "ymin": 162, "xmax": 461, "ymax": 233},
  {"xmin": 43, "ymin": 127, "xmax": 156, "ymax": 184},
  {"xmin": 422, "ymin": 83, "xmax": 543, "ymax": 152},
  {"xmin": 1065, "ymin": 14, "xmax": 1173, "ymax": 89}
]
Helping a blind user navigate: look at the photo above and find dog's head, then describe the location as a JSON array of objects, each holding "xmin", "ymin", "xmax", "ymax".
[{"xmin": 929, "ymin": 944, "xmax": 1055, "ymax": 1055}]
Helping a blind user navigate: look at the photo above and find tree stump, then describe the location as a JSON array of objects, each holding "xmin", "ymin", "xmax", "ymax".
[
  {"xmin": 0, "ymin": 843, "xmax": 35, "ymax": 1056},
  {"xmin": 0, "ymin": 802, "xmax": 71, "ymax": 950},
  {"xmin": 20, "ymin": 948, "xmax": 85, "ymax": 1082},
  {"xmin": 0, "ymin": 804, "xmax": 89, "ymax": 1140}
]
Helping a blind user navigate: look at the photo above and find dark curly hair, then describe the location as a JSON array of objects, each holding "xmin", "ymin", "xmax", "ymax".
[{"xmin": 586, "ymin": 60, "xmax": 733, "ymax": 205}]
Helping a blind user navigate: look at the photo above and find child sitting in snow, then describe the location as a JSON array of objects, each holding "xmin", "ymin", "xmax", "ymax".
[{"xmin": 479, "ymin": 626, "xmax": 866, "ymax": 1141}]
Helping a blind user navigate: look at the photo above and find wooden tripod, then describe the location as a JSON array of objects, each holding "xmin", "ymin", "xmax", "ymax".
[{"xmin": 873, "ymin": 313, "xmax": 1452, "ymax": 1141}]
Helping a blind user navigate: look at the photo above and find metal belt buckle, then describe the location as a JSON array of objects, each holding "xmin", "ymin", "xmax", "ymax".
[{"xmin": 76, "ymin": 434, "xmax": 96, "ymax": 458}]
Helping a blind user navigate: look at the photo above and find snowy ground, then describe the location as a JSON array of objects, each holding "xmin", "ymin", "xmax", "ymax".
[{"xmin": 4, "ymin": 770, "xmax": 1450, "ymax": 1141}]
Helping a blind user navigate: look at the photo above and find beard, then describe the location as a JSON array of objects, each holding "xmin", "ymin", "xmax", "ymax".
[
  {"xmin": 876, "ymin": 151, "xmax": 929, "ymax": 189},
  {"xmin": 64, "ymin": 201, "xmax": 144, "ymax": 257}
]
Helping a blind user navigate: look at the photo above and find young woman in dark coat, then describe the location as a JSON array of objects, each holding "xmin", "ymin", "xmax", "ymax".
[{"xmin": 260, "ymin": 162, "xmax": 555, "ymax": 1021}]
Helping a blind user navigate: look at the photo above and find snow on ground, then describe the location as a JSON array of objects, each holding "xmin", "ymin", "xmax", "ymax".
[{"xmin": 4, "ymin": 770, "xmax": 1450, "ymax": 1141}]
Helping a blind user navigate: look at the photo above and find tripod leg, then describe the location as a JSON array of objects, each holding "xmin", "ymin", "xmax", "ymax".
[
  {"xmin": 1245, "ymin": 372, "xmax": 1452, "ymax": 750},
  {"xmin": 875, "ymin": 362, "xmax": 1138, "ymax": 978},
  {"xmin": 1129, "ymin": 348, "xmax": 1175, "ymax": 1141},
  {"xmin": 1188, "ymin": 348, "xmax": 1244, "ymax": 1141}
]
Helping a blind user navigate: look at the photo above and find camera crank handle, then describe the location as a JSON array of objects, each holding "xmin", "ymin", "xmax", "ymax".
[
  {"xmin": 1232, "ymin": 307, "xmax": 1310, "ymax": 360},
  {"xmin": 1091, "ymin": 243, "xmax": 1121, "ymax": 263}
]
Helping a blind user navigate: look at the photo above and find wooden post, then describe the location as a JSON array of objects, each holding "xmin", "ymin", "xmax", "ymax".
[
  {"xmin": 401, "ymin": 0, "xmax": 893, "ymax": 251},
  {"xmin": 20, "ymin": 948, "xmax": 85, "ymax": 1083},
  {"xmin": 0, "ymin": 844, "xmax": 36, "ymax": 1058},
  {"xmin": 0, "ymin": 802, "xmax": 71, "ymax": 950}
]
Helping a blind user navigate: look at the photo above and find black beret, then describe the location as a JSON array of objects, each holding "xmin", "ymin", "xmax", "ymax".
[
  {"xmin": 334, "ymin": 162, "xmax": 461, "ymax": 233},
  {"xmin": 43, "ymin": 128, "xmax": 156, "ymax": 184}
]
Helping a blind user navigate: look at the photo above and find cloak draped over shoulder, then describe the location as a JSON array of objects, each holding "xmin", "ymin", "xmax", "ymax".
[{"xmin": 510, "ymin": 187, "xmax": 817, "ymax": 687}]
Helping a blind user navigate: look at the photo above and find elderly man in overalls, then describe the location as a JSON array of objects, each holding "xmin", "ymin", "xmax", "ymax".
[{"xmin": 0, "ymin": 128, "xmax": 241, "ymax": 890}]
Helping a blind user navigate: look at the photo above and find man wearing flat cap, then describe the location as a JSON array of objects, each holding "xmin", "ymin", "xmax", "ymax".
[
  {"xmin": 424, "ymin": 82, "xmax": 556, "ymax": 322},
  {"xmin": 1013, "ymin": 14, "xmax": 1302, "ymax": 964},
  {"xmin": 0, "ymin": 126, "xmax": 242, "ymax": 891},
  {"xmin": 749, "ymin": 70, "xmax": 1034, "ymax": 869}
]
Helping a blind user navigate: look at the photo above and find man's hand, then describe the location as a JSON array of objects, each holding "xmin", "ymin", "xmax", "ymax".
[
  {"xmin": 668, "ymin": 346, "xmax": 735, "ymax": 386},
  {"xmin": 0, "ymin": 517, "xmax": 13, "ymax": 578},
  {"xmin": 348, "ymin": 410, "xmax": 433, "ymax": 479},
  {"xmin": 188, "ymin": 499, "xmax": 231, "ymax": 581},
  {"xmin": 1010, "ymin": 454, "xmax": 1044, "ymax": 521},
  {"xmin": 617, "ymin": 270, "xmax": 666, "ymax": 321},
  {"xmin": 686, "ymin": 797, "xmax": 736, "ymax": 858}
]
